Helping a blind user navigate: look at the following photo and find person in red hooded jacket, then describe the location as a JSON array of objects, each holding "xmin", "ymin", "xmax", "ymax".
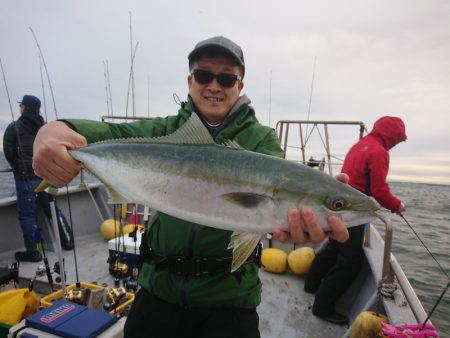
[{"xmin": 304, "ymin": 116, "xmax": 407, "ymax": 325}]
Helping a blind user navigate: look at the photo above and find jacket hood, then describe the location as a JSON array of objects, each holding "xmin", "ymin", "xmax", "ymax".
[
  {"xmin": 20, "ymin": 111, "xmax": 45, "ymax": 126},
  {"xmin": 369, "ymin": 116, "xmax": 407, "ymax": 150}
]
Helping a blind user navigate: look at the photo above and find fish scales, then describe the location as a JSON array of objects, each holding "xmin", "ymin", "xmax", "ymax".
[
  {"xmin": 74, "ymin": 142, "xmax": 283, "ymax": 233},
  {"xmin": 67, "ymin": 114, "xmax": 380, "ymax": 271}
]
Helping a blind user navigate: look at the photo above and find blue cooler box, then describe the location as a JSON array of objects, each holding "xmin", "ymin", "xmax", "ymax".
[{"xmin": 21, "ymin": 300, "xmax": 119, "ymax": 338}]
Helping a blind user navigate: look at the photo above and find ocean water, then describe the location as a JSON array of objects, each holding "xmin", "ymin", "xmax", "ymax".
[
  {"xmin": 373, "ymin": 181, "xmax": 450, "ymax": 337},
  {"xmin": 1, "ymin": 153, "xmax": 449, "ymax": 336}
]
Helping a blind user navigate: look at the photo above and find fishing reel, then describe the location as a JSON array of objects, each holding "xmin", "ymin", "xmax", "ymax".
[
  {"xmin": 28, "ymin": 265, "xmax": 46, "ymax": 291},
  {"xmin": 64, "ymin": 285, "xmax": 105, "ymax": 310},
  {"xmin": 103, "ymin": 286, "xmax": 128, "ymax": 312},
  {"xmin": 107, "ymin": 254, "xmax": 129, "ymax": 278},
  {"xmin": 53, "ymin": 260, "xmax": 67, "ymax": 283},
  {"xmin": 122, "ymin": 267, "xmax": 139, "ymax": 293},
  {"xmin": 66, "ymin": 287, "xmax": 88, "ymax": 305}
]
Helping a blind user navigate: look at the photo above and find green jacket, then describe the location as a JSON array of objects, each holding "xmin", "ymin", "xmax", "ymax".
[{"xmin": 65, "ymin": 97, "xmax": 283, "ymax": 308}]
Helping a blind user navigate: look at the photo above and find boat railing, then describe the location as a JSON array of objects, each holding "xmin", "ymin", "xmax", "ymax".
[
  {"xmin": 275, "ymin": 120, "xmax": 366, "ymax": 175},
  {"xmin": 276, "ymin": 120, "xmax": 428, "ymax": 324},
  {"xmin": 366, "ymin": 216, "xmax": 428, "ymax": 324}
]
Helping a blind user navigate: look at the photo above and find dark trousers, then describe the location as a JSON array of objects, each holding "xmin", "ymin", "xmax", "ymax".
[
  {"xmin": 304, "ymin": 224, "xmax": 365, "ymax": 315},
  {"xmin": 124, "ymin": 288, "xmax": 260, "ymax": 338},
  {"xmin": 15, "ymin": 179, "xmax": 51, "ymax": 252}
]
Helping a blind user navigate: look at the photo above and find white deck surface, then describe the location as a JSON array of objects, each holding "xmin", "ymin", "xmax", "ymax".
[{"xmin": 0, "ymin": 234, "xmax": 348, "ymax": 338}]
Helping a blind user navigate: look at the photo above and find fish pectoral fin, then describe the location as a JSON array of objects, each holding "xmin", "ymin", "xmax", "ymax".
[
  {"xmin": 221, "ymin": 192, "xmax": 272, "ymax": 208},
  {"xmin": 228, "ymin": 232, "xmax": 262, "ymax": 272}
]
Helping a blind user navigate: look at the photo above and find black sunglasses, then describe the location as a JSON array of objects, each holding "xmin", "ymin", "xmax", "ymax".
[{"xmin": 191, "ymin": 69, "xmax": 242, "ymax": 88}]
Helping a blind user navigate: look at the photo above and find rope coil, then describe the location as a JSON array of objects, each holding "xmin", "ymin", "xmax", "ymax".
[{"xmin": 378, "ymin": 279, "xmax": 407, "ymax": 306}]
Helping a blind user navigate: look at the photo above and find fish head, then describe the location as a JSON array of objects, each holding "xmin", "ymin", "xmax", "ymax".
[
  {"xmin": 317, "ymin": 187, "xmax": 381, "ymax": 228},
  {"xmin": 285, "ymin": 174, "xmax": 381, "ymax": 230}
]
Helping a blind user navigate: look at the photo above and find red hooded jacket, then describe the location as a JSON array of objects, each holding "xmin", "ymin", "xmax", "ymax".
[{"xmin": 341, "ymin": 116, "xmax": 407, "ymax": 212}]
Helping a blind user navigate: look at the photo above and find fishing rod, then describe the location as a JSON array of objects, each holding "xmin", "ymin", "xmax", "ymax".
[
  {"xmin": 105, "ymin": 60, "xmax": 114, "ymax": 118},
  {"xmin": 0, "ymin": 57, "xmax": 24, "ymax": 172},
  {"xmin": 29, "ymin": 28, "xmax": 69, "ymax": 292},
  {"xmin": 103, "ymin": 61, "xmax": 111, "ymax": 117},
  {"xmin": 129, "ymin": 11, "xmax": 136, "ymax": 118},
  {"xmin": 399, "ymin": 214, "xmax": 450, "ymax": 328},
  {"xmin": 1, "ymin": 58, "xmax": 18, "ymax": 124},
  {"xmin": 127, "ymin": 204, "xmax": 139, "ymax": 293},
  {"xmin": 125, "ymin": 42, "xmax": 139, "ymax": 119},
  {"xmin": 29, "ymin": 27, "xmax": 58, "ymax": 120},
  {"xmin": 400, "ymin": 214, "xmax": 449, "ymax": 281},
  {"xmin": 0, "ymin": 57, "xmax": 54, "ymax": 289},
  {"xmin": 64, "ymin": 186, "xmax": 79, "ymax": 288},
  {"xmin": 39, "ymin": 55, "xmax": 48, "ymax": 122},
  {"xmin": 305, "ymin": 56, "xmax": 317, "ymax": 138},
  {"xmin": 268, "ymin": 70, "xmax": 272, "ymax": 127},
  {"xmin": 29, "ymin": 28, "xmax": 83, "ymax": 295},
  {"xmin": 147, "ymin": 75, "xmax": 150, "ymax": 118}
]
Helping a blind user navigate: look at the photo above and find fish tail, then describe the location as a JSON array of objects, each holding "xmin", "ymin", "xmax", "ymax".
[{"xmin": 35, "ymin": 180, "xmax": 50, "ymax": 192}]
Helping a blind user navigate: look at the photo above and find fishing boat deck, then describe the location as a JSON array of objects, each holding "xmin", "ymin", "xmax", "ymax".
[
  {"xmin": 0, "ymin": 233, "xmax": 349, "ymax": 338},
  {"xmin": 0, "ymin": 182, "xmax": 428, "ymax": 338},
  {"xmin": 258, "ymin": 266, "xmax": 349, "ymax": 337},
  {"xmin": 0, "ymin": 234, "xmax": 114, "ymax": 292}
]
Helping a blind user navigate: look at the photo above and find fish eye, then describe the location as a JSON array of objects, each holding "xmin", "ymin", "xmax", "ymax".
[{"xmin": 327, "ymin": 197, "xmax": 346, "ymax": 211}]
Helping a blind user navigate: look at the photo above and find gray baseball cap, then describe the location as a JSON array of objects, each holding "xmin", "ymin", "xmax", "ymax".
[{"xmin": 188, "ymin": 36, "xmax": 245, "ymax": 76}]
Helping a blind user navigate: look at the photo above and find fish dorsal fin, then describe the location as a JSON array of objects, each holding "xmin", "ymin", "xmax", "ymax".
[
  {"xmin": 92, "ymin": 113, "xmax": 215, "ymax": 145},
  {"xmin": 223, "ymin": 139, "xmax": 244, "ymax": 149}
]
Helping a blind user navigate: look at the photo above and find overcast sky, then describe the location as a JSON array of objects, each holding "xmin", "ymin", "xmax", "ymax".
[{"xmin": 1, "ymin": 0, "xmax": 449, "ymax": 184}]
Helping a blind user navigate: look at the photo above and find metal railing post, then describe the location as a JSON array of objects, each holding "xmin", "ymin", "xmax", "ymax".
[{"xmin": 382, "ymin": 219, "xmax": 395, "ymax": 283}]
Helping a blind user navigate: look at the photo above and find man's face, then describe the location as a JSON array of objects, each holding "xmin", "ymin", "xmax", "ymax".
[{"xmin": 188, "ymin": 56, "xmax": 244, "ymax": 125}]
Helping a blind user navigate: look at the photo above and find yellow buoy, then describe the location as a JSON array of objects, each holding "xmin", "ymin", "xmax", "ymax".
[
  {"xmin": 261, "ymin": 248, "xmax": 288, "ymax": 273},
  {"xmin": 123, "ymin": 223, "xmax": 142, "ymax": 235},
  {"xmin": 100, "ymin": 219, "xmax": 142, "ymax": 240},
  {"xmin": 350, "ymin": 311, "xmax": 388, "ymax": 338},
  {"xmin": 100, "ymin": 219, "xmax": 121, "ymax": 240},
  {"xmin": 287, "ymin": 247, "xmax": 315, "ymax": 275}
]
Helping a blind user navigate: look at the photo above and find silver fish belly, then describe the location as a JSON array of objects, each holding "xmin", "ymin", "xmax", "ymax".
[{"xmin": 70, "ymin": 114, "xmax": 380, "ymax": 270}]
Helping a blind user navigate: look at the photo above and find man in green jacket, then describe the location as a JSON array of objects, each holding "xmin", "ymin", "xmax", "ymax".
[{"xmin": 33, "ymin": 36, "xmax": 349, "ymax": 338}]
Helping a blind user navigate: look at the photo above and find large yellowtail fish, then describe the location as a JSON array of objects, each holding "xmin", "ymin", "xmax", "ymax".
[{"xmin": 48, "ymin": 114, "xmax": 381, "ymax": 271}]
